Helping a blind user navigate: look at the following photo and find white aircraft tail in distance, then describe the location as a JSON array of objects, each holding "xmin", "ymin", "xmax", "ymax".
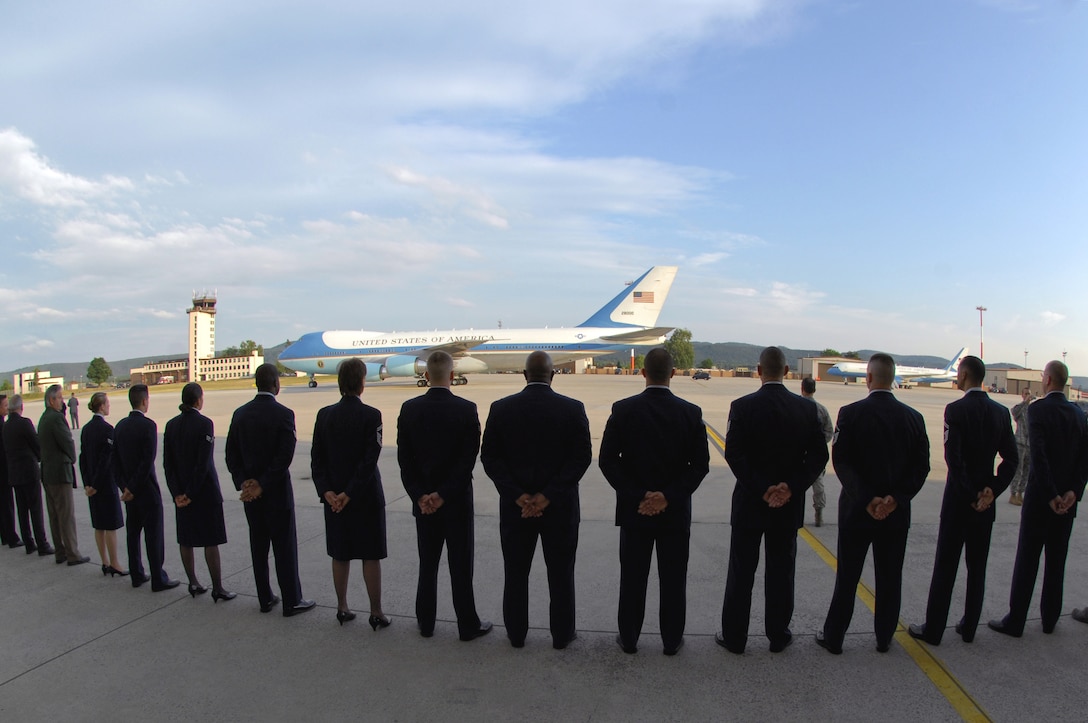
[
  {"xmin": 826, "ymin": 347, "xmax": 968, "ymax": 387},
  {"xmin": 278, "ymin": 266, "xmax": 679, "ymax": 386}
]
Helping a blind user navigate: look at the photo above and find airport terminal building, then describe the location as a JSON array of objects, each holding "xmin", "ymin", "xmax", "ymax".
[{"xmin": 129, "ymin": 293, "xmax": 264, "ymax": 385}]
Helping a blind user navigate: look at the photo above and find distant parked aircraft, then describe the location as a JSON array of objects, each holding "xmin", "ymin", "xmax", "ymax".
[{"xmin": 826, "ymin": 347, "xmax": 968, "ymax": 387}]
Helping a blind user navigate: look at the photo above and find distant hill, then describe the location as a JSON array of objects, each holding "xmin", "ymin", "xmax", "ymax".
[{"xmin": 2, "ymin": 341, "xmax": 293, "ymax": 387}]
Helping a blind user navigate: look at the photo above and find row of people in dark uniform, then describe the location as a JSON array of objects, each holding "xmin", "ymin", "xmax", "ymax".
[{"xmin": 1, "ymin": 349, "xmax": 1085, "ymax": 655}]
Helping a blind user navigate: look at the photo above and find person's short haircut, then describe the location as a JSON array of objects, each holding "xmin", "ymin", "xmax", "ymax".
[
  {"xmin": 9, "ymin": 394, "xmax": 22, "ymax": 412},
  {"xmin": 338, "ymin": 358, "xmax": 366, "ymax": 395},
  {"xmin": 643, "ymin": 347, "xmax": 674, "ymax": 383},
  {"xmin": 801, "ymin": 377, "xmax": 816, "ymax": 394},
  {"xmin": 959, "ymin": 355, "xmax": 985, "ymax": 386},
  {"xmin": 88, "ymin": 392, "xmax": 109, "ymax": 414},
  {"xmin": 427, "ymin": 351, "xmax": 454, "ymax": 380},
  {"xmin": 129, "ymin": 384, "xmax": 149, "ymax": 409},
  {"xmin": 0, "ymin": 394, "xmax": 6, "ymax": 404},
  {"xmin": 45, "ymin": 384, "xmax": 63, "ymax": 407},
  {"xmin": 1046, "ymin": 360, "xmax": 1069, "ymax": 388},
  {"xmin": 759, "ymin": 346, "xmax": 787, "ymax": 378},
  {"xmin": 180, "ymin": 382, "xmax": 203, "ymax": 410},
  {"xmin": 868, "ymin": 353, "xmax": 896, "ymax": 386},
  {"xmin": 254, "ymin": 363, "xmax": 279, "ymax": 392},
  {"xmin": 524, "ymin": 351, "xmax": 553, "ymax": 382}
]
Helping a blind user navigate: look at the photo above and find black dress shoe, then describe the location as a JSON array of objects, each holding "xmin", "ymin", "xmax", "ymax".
[
  {"xmin": 876, "ymin": 640, "xmax": 891, "ymax": 653},
  {"xmin": 38, "ymin": 544, "xmax": 55, "ymax": 556},
  {"xmin": 188, "ymin": 584, "xmax": 208, "ymax": 597},
  {"xmin": 1042, "ymin": 621, "xmax": 1056, "ymax": 634},
  {"xmin": 8, "ymin": 540, "xmax": 24, "ymax": 549},
  {"xmin": 211, "ymin": 589, "xmax": 237, "ymax": 603},
  {"xmin": 510, "ymin": 637, "xmax": 525, "ymax": 649},
  {"xmin": 55, "ymin": 556, "xmax": 66, "ymax": 565},
  {"xmin": 907, "ymin": 623, "xmax": 938, "ymax": 645},
  {"xmin": 131, "ymin": 573, "xmax": 151, "ymax": 588},
  {"xmin": 955, "ymin": 620, "xmax": 973, "ymax": 642},
  {"xmin": 419, "ymin": 627, "xmax": 434, "ymax": 638},
  {"xmin": 714, "ymin": 631, "xmax": 744, "ymax": 655},
  {"xmin": 460, "ymin": 620, "xmax": 493, "ymax": 641},
  {"xmin": 987, "ymin": 619, "xmax": 1023, "ymax": 638},
  {"xmin": 815, "ymin": 631, "xmax": 842, "ymax": 655},
  {"xmin": 152, "ymin": 579, "xmax": 181, "ymax": 592},
  {"xmin": 552, "ymin": 632, "xmax": 577, "ymax": 650},
  {"xmin": 616, "ymin": 634, "xmax": 637, "ymax": 654},
  {"xmin": 260, "ymin": 595, "xmax": 281, "ymax": 613},
  {"xmin": 663, "ymin": 638, "xmax": 684, "ymax": 656},
  {"xmin": 24, "ymin": 543, "xmax": 37, "ymax": 555},
  {"xmin": 769, "ymin": 631, "xmax": 793, "ymax": 653},
  {"xmin": 67, "ymin": 556, "xmax": 91, "ymax": 566},
  {"xmin": 284, "ymin": 599, "xmax": 316, "ymax": 617}
]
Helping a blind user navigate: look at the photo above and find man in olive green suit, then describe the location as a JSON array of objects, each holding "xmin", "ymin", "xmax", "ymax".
[{"xmin": 39, "ymin": 385, "xmax": 88, "ymax": 565}]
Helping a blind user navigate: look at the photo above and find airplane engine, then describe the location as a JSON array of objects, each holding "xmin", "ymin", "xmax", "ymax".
[
  {"xmin": 383, "ymin": 355, "xmax": 427, "ymax": 378},
  {"xmin": 366, "ymin": 366, "xmax": 387, "ymax": 383}
]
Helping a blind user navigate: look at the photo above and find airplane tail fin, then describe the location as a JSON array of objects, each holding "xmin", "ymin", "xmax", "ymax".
[
  {"xmin": 578, "ymin": 266, "xmax": 678, "ymax": 328},
  {"xmin": 945, "ymin": 347, "xmax": 968, "ymax": 372}
]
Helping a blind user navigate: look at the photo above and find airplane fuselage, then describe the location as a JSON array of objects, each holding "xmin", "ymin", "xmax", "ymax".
[{"xmin": 279, "ymin": 326, "xmax": 667, "ymax": 377}]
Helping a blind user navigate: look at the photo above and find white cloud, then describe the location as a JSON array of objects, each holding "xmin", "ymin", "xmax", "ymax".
[
  {"xmin": 19, "ymin": 339, "xmax": 55, "ymax": 353},
  {"xmin": 0, "ymin": 127, "xmax": 132, "ymax": 207},
  {"xmin": 1040, "ymin": 311, "xmax": 1066, "ymax": 327},
  {"xmin": 724, "ymin": 287, "xmax": 758, "ymax": 297}
]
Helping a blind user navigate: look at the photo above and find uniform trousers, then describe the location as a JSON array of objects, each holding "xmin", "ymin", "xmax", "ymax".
[
  {"xmin": 618, "ymin": 524, "xmax": 689, "ymax": 649},
  {"xmin": 415, "ymin": 506, "xmax": 481, "ymax": 637},
  {"xmin": 0, "ymin": 481, "xmax": 17, "ymax": 544},
  {"xmin": 1003, "ymin": 512, "xmax": 1074, "ymax": 634},
  {"xmin": 500, "ymin": 515, "xmax": 578, "ymax": 645},
  {"xmin": 14, "ymin": 484, "xmax": 48, "ymax": 547},
  {"xmin": 822, "ymin": 524, "xmax": 908, "ymax": 649},
  {"xmin": 125, "ymin": 490, "xmax": 168, "ymax": 587},
  {"xmin": 922, "ymin": 510, "xmax": 993, "ymax": 642},
  {"xmin": 722, "ymin": 526, "xmax": 797, "ymax": 650},
  {"xmin": 243, "ymin": 499, "xmax": 303, "ymax": 610},
  {"xmin": 42, "ymin": 482, "xmax": 82, "ymax": 561}
]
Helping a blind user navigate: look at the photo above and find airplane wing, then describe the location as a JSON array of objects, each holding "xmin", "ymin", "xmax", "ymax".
[
  {"xmin": 424, "ymin": 339, "xmax": 494, "ymax": 357},
  {"xmin": 599, "ymin": 326, "xmax": 675, "ymax": 344}
]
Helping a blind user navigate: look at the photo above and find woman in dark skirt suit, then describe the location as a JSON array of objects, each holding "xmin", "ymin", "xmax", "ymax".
[
  {"xmin": 163, "ymin": 383, "xmax": 234, "ymax": 602},
  {"xmin": 312, "ymin": 358, "xmax": 390, "ymax": 628},
  {"xmin": 79, "ymin": 392, "xmax": 126, "ymax": 576}
]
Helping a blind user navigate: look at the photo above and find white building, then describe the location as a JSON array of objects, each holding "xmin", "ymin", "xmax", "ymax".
[{"xmin": 12, "ymin": 370, "xmax": 65, "ymax": 395}]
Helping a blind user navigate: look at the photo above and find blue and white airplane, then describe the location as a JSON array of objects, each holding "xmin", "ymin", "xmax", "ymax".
[
  {"xmin": 278, "ymin": 266, "xmax": 679, "ymax": 387},
  {"xmin": 826, "ymin": 347, "xmax": 968, "ymax": 387}
]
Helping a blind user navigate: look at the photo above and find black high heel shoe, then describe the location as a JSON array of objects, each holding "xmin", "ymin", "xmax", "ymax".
[
  {"xmin": 103, "ymin": 565, "xmax": 129, "ymax": 577},
  {"xmin": 188, "ymin": 584, "xmax": 208, "ymax": 598},
  {"xmin": 369, "ymin": 614, "xmax": 392, "ymax": 631},
  {"xmin": 211, "ymin": 589, "xmax": 237, "ymax": 603},
  {"xmin": 337, "ymin": 610, "xmax": 357, "ymax": 626}
]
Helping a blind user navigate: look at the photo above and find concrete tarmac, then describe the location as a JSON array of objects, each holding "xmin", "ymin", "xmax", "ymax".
[{"xmin": 1, "ymin": 374, "xmax": 1086, "ymax": 721}]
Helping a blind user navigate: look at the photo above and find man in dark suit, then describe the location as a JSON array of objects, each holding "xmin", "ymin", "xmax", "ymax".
[
  {"xmin": 720, "ymin": 347, "xmax": 829, "ymax": 654},
  {"xmin": 398, "ymin": 350, "xmax": 491, "ymax": 640},
  {"xmin": 989, "ymin": 360, "xmax": 1088, "ymax": 637},
  {"xmin": 816, "ymin": 353, "xmax": 930, "ymax": 654},
  {"xmin": 600, "ymin": 348, "xmax": 710, "ymax": 655},
  {"xmin": 225, "ymin": 363, "xmax": 314, "ymax": 617},
  {"xmin": 39, "ymin": 384, "xmax": 89, "ymax": 565},
  {"xmin": 113, "ymin": 384, "xmax": 178, "ymax": 590},
  {"xmin": 0, "ymin": 394, "xmax": 23, "ymax": 548},
  {"xmin": 2, "ymin": 395, "xmax": 52, "ymax": 556},
  {"xmin": 908, "ymin": 355, "xmax": 1017, "ymax": 645},
  {"xmin": 481, "ymin": 351, "xmax": 592, "ymax": 649}
]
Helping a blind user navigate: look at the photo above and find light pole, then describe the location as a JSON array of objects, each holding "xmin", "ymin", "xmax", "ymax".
[
  {"xmin": 976, "ymin": 306, "xmax": 987, "ymax": 360},
  {"xmin": 1063, "ymin": 349, "xmax": 1067, "ymax": 365},
  {"xmin": 1024, "ymin": 349, "xmax": 1029, "ymax": 369}
]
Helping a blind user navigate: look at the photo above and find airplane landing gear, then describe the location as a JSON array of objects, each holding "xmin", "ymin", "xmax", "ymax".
[
  {"xmin": 308, "ymin": 377, "xmax": 318, "ymax": 388},
  {"xmin": 416, "ymin": 378, "xmax": 428, "ymax": 388},
  {"xmin": 452, "ymin": 376, "xmax": 468, "ymax": 386}
]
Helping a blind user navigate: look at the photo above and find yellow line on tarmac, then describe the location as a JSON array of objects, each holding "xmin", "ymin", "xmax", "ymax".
[
  {"xmin": 798, "ymin": 527, "xmax": 991, "ymax": 723},
  {"xmin": 705, "ymin": 422, "xmax": 726, "ymax": 456}
]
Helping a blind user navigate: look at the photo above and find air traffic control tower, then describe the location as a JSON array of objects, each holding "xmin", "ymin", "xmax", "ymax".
[{"xmin": 188, "ymin": 292, "xmax": 217, "ymax": 378}]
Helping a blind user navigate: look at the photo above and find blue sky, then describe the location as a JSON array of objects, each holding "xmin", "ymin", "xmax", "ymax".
[{"xmin": 2, "ymin": 0, "xmax": 1085, "ymax": 374}]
